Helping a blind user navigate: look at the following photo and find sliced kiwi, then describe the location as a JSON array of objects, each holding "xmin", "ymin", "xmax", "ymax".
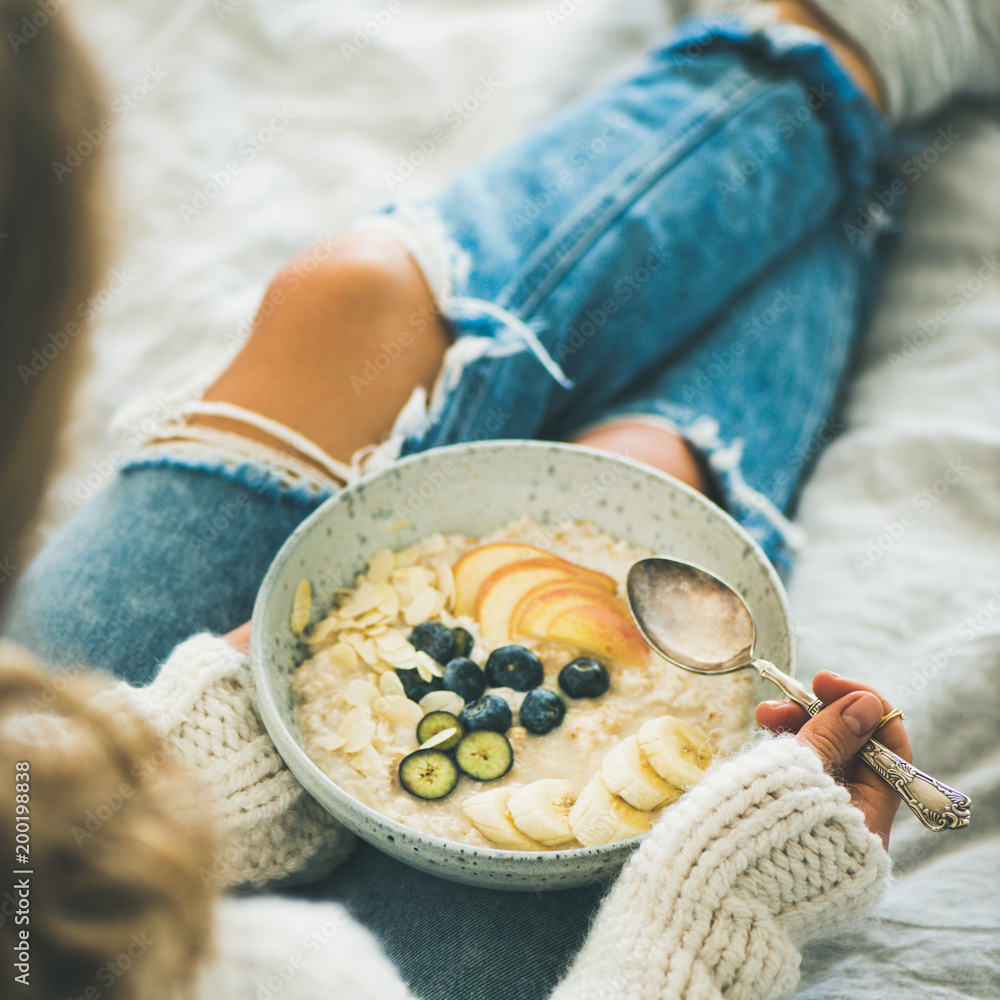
[
  {"xmin": 455, "ymin": 730, "xmax": 514, "ymax": 782},
  {"xmin": 398, "ymin": 749, "xmax": 459, "ymax": 800}
]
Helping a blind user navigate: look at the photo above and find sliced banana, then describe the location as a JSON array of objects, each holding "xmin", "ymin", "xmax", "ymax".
[
  {"xmin": 637, "ymin": 716, "xmax": 714, "ymax": 789},
  {"xmin": 462, "ymin": 787, "xmax": 541, "ymax": 850},
  {"xmin": 507, "ymin": 779, "xmax": 578, "ymax": 848},
  {"xmin": 600, "ymin": 735, "xmax": 681, "ymax": 811},
  {"xmin": 568, "ymin": 777, "xmax": 653, "ymax": 847}
]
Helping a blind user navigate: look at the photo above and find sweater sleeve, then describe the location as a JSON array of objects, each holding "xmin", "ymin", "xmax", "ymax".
[
  {"xmin": 112, "ymin": 633, "xmax": 356, "ymax": 890},
  {"xmin": 551, "ymin": 735, "xmax": 890, "ymax": 1000},
  {"xmin": 805, "ymin": 0, "xmax": 1000, "ymax": 123},
  {"xmin": 193, "ymin": 897, "xmax": 416, "ymax": 1000}
]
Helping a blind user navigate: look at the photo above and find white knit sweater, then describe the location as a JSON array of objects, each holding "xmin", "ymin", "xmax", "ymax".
[
  {"xmin": 119, "ymin": 635, "xmax": 889, "ymax": 1000},
  {"xmin": 808, "ymin": 0, "xmax": 1000, "ymax": 124},
  {"xmin": 685, "ymin": 0, "xmax": 1000, "ymax": 125}
]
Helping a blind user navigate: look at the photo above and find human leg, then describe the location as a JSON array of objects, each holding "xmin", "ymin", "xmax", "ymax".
[
  {"xmin": 191, "ymin": 230, "xmax": 452, "ymax": 469},
  {"xmin": 565, "ymin": 220, "xmax": 882, "ymax": 577},
  {"xmin": 181, "ymin": 13, "xmax": 889, "ymax": 483}
]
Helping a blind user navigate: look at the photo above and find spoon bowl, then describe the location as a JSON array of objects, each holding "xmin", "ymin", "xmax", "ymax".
[{"xmin": 626, "ymin": 556, "xmax": 972, "ymax": 833}]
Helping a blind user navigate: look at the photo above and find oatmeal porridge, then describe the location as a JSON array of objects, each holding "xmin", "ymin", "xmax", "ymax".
[{"xmin": 292, "ymin": 518, "xmax": 755, "ymax": 850}]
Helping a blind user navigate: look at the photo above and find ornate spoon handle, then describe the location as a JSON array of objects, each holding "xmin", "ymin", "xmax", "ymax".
[{"xmin": 753, "ymin": 660, "xmax": 971, "ymax": 832}]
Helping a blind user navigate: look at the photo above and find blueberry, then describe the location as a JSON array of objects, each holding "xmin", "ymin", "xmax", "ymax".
[
  {"xmin": 558, "ymin": 657, "xmax": 610, "ymax": 699},
  {"xmin": 519, "ymin": 689, "xmax": 566, "ymax": 735},
  {"xmin": 484, "ymin": 645, "xmax": 544, "ymax": 691},
  {"xmin": 442, "ymin": 657, "xmax": 487, "ymax": 703},
  {"xmin": 408, "ymin": 621, "xmax": 457, "ymax": 665},
  {"xmin": 451, "ymin": 626, "xmax": 474, "ymax": 658},
  {"xmin": 459, "ymin": 693, "xmax": 512, "ymax": 734},
  {"xmin": 396, "ymin": 667, "xmax": 444, "ymax": 703}
]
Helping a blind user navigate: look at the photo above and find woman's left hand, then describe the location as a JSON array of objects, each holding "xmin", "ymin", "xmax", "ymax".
[{"xmin": 224, "ymin": 620, "xmax": 252, "ymax": 654}]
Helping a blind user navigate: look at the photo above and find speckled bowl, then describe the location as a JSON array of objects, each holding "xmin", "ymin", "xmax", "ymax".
[{"xmin": 250, "ymin": 441, "xmax": 794, "ymax": 891}]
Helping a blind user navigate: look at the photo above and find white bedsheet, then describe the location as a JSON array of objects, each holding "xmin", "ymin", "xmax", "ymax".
[{"xmin": 38, "ymin": 0, "xmax": 1000, "ymax": 996}]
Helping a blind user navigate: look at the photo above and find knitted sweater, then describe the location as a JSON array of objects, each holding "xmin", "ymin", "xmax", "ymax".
[
  {"xmin": 686, "ymin": 0, "xmax": 1000, "ymax": 125},
  {"xmin": 121, "ymin": 635, "xmax": 889, "ymax": 1000},
  {"xmin": 808, "ymin": 0, "xmax": 1000, "ymax": 124}
]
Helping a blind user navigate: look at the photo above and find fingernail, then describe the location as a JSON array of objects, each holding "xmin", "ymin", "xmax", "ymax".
[{"xmin": 841, "ymin": 693, "xmax": 881, "ymax": 737}]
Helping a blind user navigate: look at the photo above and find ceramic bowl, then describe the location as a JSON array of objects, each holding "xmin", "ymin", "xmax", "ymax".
[{"xmin": 250, "ymin": 441, "xmax": 793, "ymax": 891}]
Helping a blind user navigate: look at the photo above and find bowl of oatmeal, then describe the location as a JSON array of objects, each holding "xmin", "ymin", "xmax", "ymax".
[{"xmin": 250, "ymin": 441, "xmax": 794, "ymax": 890}]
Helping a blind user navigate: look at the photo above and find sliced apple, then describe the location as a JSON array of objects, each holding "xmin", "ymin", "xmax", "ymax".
[
  {"xmin": 452, "ymin": 543, "xmax": 557, "ymax": 617},
  {"xmin": 475, "ymin": 561, "xmax": 580, "ymax": 645},
  {"xmin": 543, "ymin": 601, "xmax": 649, "ymax": 668},
  {"xmin": 556, "ymin": 560, "xmax": 617, "ymax": 594},
  {"xmin": 453, "ymin": 542, "xmax": 617, "ymax": 618},
  {"xmin": 512, "ymin": 581, "xmax": 617, "ymax": 639}
]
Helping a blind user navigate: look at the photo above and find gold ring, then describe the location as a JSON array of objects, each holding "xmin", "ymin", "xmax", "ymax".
[{"xmin": 876, "ymin": 708, "xmax": 905, "ymax": 730}]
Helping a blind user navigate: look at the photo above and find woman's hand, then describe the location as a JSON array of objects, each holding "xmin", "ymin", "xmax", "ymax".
[
  {"xmin": 224, "ymin": 620, "xmax": 252, "ymax": 654},
  {"xmin": 756, "ymin": 671, "xmax": 912, "ymax": 850}
]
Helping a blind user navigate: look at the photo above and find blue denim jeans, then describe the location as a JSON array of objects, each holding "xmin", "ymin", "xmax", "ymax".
[{"xmin": 2, "ymin": 15, "xmax": 890, "ymax": 1000}]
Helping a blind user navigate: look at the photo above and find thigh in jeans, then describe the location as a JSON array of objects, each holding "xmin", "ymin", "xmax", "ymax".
[
  {"xmin": 554, "ymin": 223, "xmax": 881, "ymax": 578},
  {"xmin": 1, "ymin": 466, "xmax": 328, "ymax": 682},
  {"xmin": 358, "ymin": 17, "xmax": 886, "ymax": 464}
]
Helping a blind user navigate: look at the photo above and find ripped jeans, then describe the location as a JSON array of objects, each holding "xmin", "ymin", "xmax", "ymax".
[{"xmin": 2, "ymin": 14, "xmax": 890, "ymax": 1000}]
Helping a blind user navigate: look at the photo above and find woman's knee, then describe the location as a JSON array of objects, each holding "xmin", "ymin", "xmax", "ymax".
[
  {"xmin": 262, "ymin": 229, "xmax": 439, "ymax": 337},
  {"xmin": 572, "ymin": 421, "xmax": 708, "ymax": 495}
]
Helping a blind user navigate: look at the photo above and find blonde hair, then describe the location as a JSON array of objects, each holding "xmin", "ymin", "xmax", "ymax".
[
  {"xmin": 0, "ymin": 0, "xmax": 107, "ymax": 580},
  {"xmin": 0, "ymin": 5, "xmax": 218, "ymax": 997},
  {"xmin": 0, "ymin": 649, "xmax": 217, "ymax": 999}
]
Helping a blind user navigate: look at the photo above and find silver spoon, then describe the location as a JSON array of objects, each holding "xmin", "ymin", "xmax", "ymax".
[{"xmin": 626, "ymin": 556, "xmax": 971, "ymax": 832}]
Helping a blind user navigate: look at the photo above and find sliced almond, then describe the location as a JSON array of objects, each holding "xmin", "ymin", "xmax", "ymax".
[
  {"xmin": 393, "ymin": 542, "xmax": 422, "ymax": 568},
  {"xmin": 414, "ymin": 651, "xmax": 443, "ymax": 680},
  {"xmin": 290, "ymin": 578, "xmax": 312, "ymax": 634},
  {"xmin": 352, "ymin": 743, "xmax": 383, "ymax": 775},
  {"xmin": 374, "ymin": 629, "xmax": 410, "ymax": 653},
  {"xmin": 373, "ymin": 696, "xmax": 424, "ymax": 727},
  {"xmin": 404, "ymin": 588, "xmax": 440, "ymax": 626},
  {"xmin": 419, "ymin": 533, "xmax": 447, "ymax": 556},
  {"xmin": 339, "ymin": 705, "xmax": 370, "ymax": 734},
  {"xmin": 342, "ymin": 632, "xmax": 379, "ymax": 665},
  {"xmin": 418, "ymin": 690, "xmax": 466, "ymax": 716},
  {"xmin": 372, "ymin": 580, "xmax": 399, "ymax": 612},
  {"xmin": 378, "ymin": 671, "xmax": 406, "ymax": 698},
  {"xmin": 306, "ymin": 615, "xmax": 340, "ymax": 645},
  {"xmin": 345, "ymin": 679, "xmax": 380, "ymax": 708},
  {"xmin": 327, "ymin": 642, "xmax": 359, "ymax": 672},
  {"xmin": 354, "ymin": 609, "xmax": 389, "ymax": 629},
  {"xmin": 419, "ymin": 727, "xmax": 460, "ymax": 750},
  {"xmin": 316, "ymin": 733, "xmax": 347, "ymax": 752},
  {"xmin": 407, "ymin": 565, "xmax": 434, "ymax": 596},
  {"xmin": 341, "ymin": 718, "xmax": 376, "ymax": 754},
  {"xmin": 379, "ymin": 648, "xmax": 417, "ymax": 669},
  {"xmin": 435, "ymin": 563, "xmax": 455, "ymax": 605},
  {"xmin": 338, "ymin": 581, "xmax": 385, "ymax": 619},
  {"xmin": 367, "ymin": 547, "xmax": 395, "ymax": 585}
]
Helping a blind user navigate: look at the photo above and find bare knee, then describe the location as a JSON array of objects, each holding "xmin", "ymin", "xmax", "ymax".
[
  {"xmin": 261, "ymin": 229, "xmax": 440, "ymax": 334},
  {"xmin": 573, "ymin": 421, "xmax": 709, "ymax": 495}
]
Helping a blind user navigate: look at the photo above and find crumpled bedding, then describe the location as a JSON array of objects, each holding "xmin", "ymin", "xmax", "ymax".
[{"xmin": 35, "ymin": 0, "xmax": 999, "ymax": 996}]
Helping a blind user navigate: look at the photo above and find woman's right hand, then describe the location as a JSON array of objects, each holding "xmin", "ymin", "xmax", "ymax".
[{"xmin": 756, "ymin": 671, "xmax": 913, "ymax": 850}]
